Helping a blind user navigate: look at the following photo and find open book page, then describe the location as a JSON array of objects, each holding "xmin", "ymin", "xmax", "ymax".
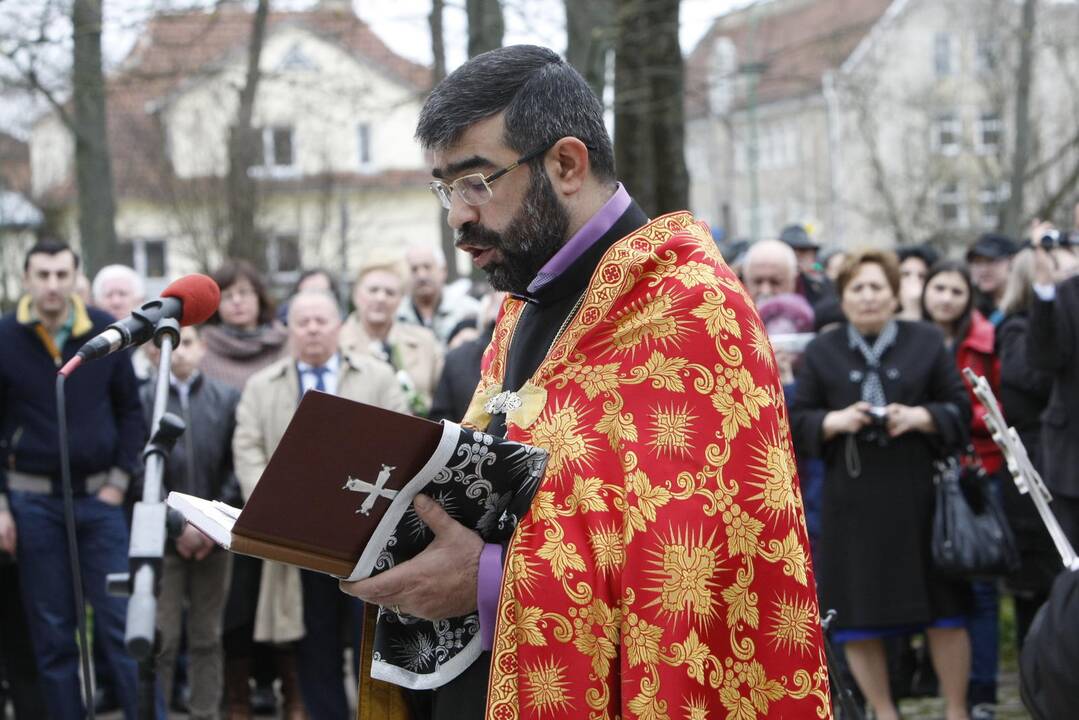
[{"xmin": 166, "ymin": 491, "xmax": 240, "ymax": 548}]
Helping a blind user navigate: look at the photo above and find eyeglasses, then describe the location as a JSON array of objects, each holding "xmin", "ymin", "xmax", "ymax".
[{"xmin": 428, "ymin": 140, "xmax": 556, "ymax": 210}]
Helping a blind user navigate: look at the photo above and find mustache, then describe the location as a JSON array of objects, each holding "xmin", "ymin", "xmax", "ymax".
[{"xmin": 454, "ymin": 224, "xmax": 500, "ymax": 249}]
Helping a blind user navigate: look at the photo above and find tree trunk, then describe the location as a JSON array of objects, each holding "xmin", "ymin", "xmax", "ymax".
[
  {"xmin": 466, "ymin": 0, "xmax": 504, "ymax": 58},
  {"xmin": 429, "ymin": 0, "xmax": 458, "ymax": 281},
  {"xmin": 614, "ymin": 0, "xmax": 689, "ymax": 217},
  {"xmin": 72, "ymin": 0, "xmax": 118, "ymax": 276},
  {"xmin": 565, "ymin": 0, "xmax": 614, "ymax": 100},
  {"xmin": 226, "ymin": 0, "xmax": 270, "ymax": 268},
  {"xmin": 1003, "ymin": 0, "xmax": 1037, "ymax": 239}
]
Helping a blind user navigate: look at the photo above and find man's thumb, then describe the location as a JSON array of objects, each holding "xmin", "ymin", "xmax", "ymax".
[{"xmin": 413, "ymin": 494, "xmax": 452, "ymax": 535}]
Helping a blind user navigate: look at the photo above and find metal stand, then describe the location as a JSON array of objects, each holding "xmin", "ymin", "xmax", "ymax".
[
  {"xmin": 964, "ymin": 368, "xmax": 1079, "ymax": 570},
  {"xmin": 106, "ymin": 317, "xmax": 187, "ymax": 720}
]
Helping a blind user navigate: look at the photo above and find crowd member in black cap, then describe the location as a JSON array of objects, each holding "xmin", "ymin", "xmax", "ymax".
[
  {"xmin": 780, "ymin": 223, "xmax": 837, "ymax": 310},
  {"xmin": 896, "ymin": 244, "xmax": 940, "ymax": 321},
  {"xmin": 967, "ymin": 233, "xmax": 1019, "ymax": 326}
]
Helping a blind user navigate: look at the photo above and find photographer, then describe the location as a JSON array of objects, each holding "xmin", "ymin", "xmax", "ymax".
[
  {"xmin": 791, "ymin": 249, "xmax": 972, "ymax": 720},
  {"xmin": 1027, "ymin": 220, "xmax": 1079, "ymax": 547}
]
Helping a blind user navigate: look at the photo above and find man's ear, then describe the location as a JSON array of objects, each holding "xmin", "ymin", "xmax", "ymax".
[{"xmin": 547, "ymin": 137, "xmax": 590, "ymax": 196}]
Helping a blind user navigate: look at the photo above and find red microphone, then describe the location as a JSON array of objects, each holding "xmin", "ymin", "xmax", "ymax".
[{"xmin": 59, "ymin": 274, "xmax": 221, "ymax": 377}]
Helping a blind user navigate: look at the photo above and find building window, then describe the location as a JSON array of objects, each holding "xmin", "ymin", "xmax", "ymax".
[
  {"xmin": 934, "ymin": 33, "xmax": 954, "ymax": 77},
  {"xmin": 267, "ymin": 234, "xmax": 301, "ymax": 276},
  {"xmin": 975, "ymin": 113, "xmax": 1003, "ymax": 155},
  {"xmin": 119, "ymin": 238, "xmax": 167, "ymax": 280},
  {"xmin": 937, "ymin": 182, "xmax": 967, "ymax": 228},
  {"xmin": 979, "ymin": 182, "xmax": 1009, "ymax": 228},
  {"xmin": 975, "ymin": 34, "xmax": 998, "ymax": 73},
  {"xmin": 261, "ymin": 126, "xmax": 294, "ymax": 168},
  {"xmin": 357, "ymin": 123, "xmax": 372, "ymax": 170},
  {"xmin": 932, "ymin": 114, "xmax": 961, "ymax": 156}
]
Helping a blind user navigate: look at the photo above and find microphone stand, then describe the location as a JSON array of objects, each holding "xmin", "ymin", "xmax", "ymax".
[{"xmin": 107, "ymin": 317, "xmax": 187, "ymax": 720}]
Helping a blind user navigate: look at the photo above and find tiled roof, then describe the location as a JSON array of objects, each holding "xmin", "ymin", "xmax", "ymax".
[
  {"xmin": 686, "ymin": 0, "xmax": 895, "ymax": 118},
  {"xmin": 42, "ymin": 4, "xmax": 431, "ymax": 204}
]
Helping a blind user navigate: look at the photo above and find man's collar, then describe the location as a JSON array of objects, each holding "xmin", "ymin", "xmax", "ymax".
[
  {"xmin": 16, "ymin": 293, "xmax": 93, "ymax": 337},
  {"xmin": 526, "ymin": 183, "xmax": 631, "ymax": 296},
  {"xmin": 297, "ymin": 352, "xmax": 340, "ymax": 374}
]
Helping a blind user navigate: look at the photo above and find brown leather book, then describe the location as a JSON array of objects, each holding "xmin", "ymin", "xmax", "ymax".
[
  {"xmin": 167, "ymin": 390, "xmax": 546, "ymax": 582},
  {"xmin": 169, "ymin": 390, "xmax": 547, "ymax": 689}
]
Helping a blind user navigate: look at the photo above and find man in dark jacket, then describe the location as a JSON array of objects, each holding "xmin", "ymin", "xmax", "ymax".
[
  {"xmin": 140, "ymin": 324, "xmax": 239, "ymax": 720},
  {"xmin": 1029, "ymin": 223, "xmax": 1079, "ymax": 547},
  {"xmin": 0, "ymin": 239, "xmax": 146, "ymax": 720}
]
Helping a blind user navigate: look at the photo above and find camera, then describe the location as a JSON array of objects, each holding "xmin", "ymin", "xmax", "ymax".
[
  {"xmin": 865, "ymin": 406, "xmax": 888, "ymax": 428},
  {"xmin": 1040, "ymin": 229, "xmax": 1077, "ymax": 248}
]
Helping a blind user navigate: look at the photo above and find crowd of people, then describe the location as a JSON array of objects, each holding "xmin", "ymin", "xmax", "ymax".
[
  {"xmin": 733, "ymin": 209, "xmax": 1079, "ymax": 720},
  {"xmin": 0, "ymin": 42, "xmax": 1077, "ymax": 720}
]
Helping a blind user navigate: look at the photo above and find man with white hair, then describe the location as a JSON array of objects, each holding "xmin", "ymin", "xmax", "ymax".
[
  {"xmin": 91, "ymin": 264, "xmax": 145, "ymax": 320},
  {"xmin": 92, "ymin": 264, "xmax": 150, "ymax": 383},
  {"xmin": 396, "ymin": 242, "xmax": 479, "ymax": 345},
  {"xmin": 741, "ymin": 238, "xmax": 799, "ymax": 304}
]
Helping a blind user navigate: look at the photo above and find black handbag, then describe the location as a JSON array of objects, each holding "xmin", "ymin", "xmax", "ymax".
[{"xmin": 932, "ymin": 454, "xmax": 1020, "ymax": 578}]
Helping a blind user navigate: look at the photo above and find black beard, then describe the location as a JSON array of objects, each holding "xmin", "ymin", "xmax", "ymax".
[{"xmin": 456, "ymin": 168, "xmax": 569, "ymax": 295}]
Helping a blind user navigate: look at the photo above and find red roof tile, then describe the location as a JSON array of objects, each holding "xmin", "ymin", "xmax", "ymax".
[
  {"xmin": 42, "ymin": 4, "xmax": 431, "ymax": 204},
  {"xmin": 686, "ymin": 0, "xmax": 895, "ymax": 118}
]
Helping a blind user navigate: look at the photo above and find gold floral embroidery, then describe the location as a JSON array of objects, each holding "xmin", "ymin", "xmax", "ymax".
[
  {"xmin": 627, "ymin": 672, "xmax": 670, "ymax": 720},
  {"xmin": 627, "ymin": 350, "xmax": 689, "ymax": 392},
  {"xmin": 571, "ymin": 598, "xmax": 621, "ymax": 677},
  {"xmin": 587, "ymin": 525, "xmax": 624, "ymax": 575},
  {"xmin": 609, "ymin": 293, "xmax": 684, "ymax": 352},
  {"xmin": 723, "ymin": 503, "xmax": 765, "ymax": 558},
  {"xmin": 761, "ymin": 530, "xmax": 809, "ymax": 586},
  {"xmin": 746, "ymin": 433, "xmax": 799, "ymax": 523},
  {"xmin": 748, "ymin": 322, "xmax": 775, "ymax": 369},
  {"xmin": 667, "ymin": 629, "xmax": 714, "ymax": 684},
  {"xmin": 565, "ymin": 475, "xmax": 607, "ymax": 513},
  {"xmin": 524, "ymin": 658, "xmax": 573, "ymax": 715},
  {"xmin": 528, "ymin": 401, "xmax": 596, "ymax": 477},
  {"xmin": 682, "ymin": 696, "xmax": 711, "ymax": 720},
  {"xmin": 536, "ymin": 525, "xmax": 586, "ymax": 580},
  {"xmin": 566, "ymin": 362, "xmax": 622, "ymax": 400},
  {"xmin": 623, "ymin": 611, "xmax": 664, "ymax": 667},
  {"xmin": 515, "ymin": 602, "xmax": 546, "ymax": 646},
  {"xmin": 721, "ymin": 566, "xmax": 760, "ymax": 630},
  {"xmin": 712, "ymin": 367, "xmax": 771, "ymax": 440},
  {"xmin": 690, "ymin": 288, "xmax": 741, "ymax": 339},
  {"xmin": 768, "ymin": 594, "xmax": 817, "ymax": 655},
  {"xmin": 624, "ymin": 469, "xmax": 672, "ymax": 543},
  {"xmin": 596, "ymin": 393, "xmax": 637, "ymax": 450},
  {"xmin": 643, "ymin": 527, "xmax": 722, "ymax": 622},
  {"xmin": 745, "ymin": 660, "xmax": 786, "ymax": 714},
  {"xmin": 647, "ymin": 403, "xmax": 697, "ymax": 459}
]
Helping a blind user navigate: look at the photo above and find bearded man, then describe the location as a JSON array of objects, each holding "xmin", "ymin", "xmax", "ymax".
[{"xmin": 342, "ymin": 45, "xmax": 830, "ymax": 720}]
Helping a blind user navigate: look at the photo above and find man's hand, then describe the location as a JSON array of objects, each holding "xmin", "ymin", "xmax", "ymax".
[
  {"xmin": 96, "ymin": 485, "xmax": 124, "ymax": 507},
  {"xmin": 0, "ymin": 511, "xmax": 16, "ymax": 555},
  {"xmin": 339, "ymin": 494, "xmax": 483, "ymax": 620},
  {"xmin": 1030, "ymin": 219, "xmax": 1057, "ymax": 287},
  {"xmin": 175, "ymin": 523, "xmax": 210, "ymax": 560}
]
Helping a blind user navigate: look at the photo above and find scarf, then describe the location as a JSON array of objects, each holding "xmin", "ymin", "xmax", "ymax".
[{"xmin": 847, "ymin": 319, "xmax": 898, "ymax": 406}]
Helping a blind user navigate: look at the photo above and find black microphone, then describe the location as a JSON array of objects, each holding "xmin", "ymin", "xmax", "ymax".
[{"xmin": 59, "ymin": 274, "xmax": 221, "ymax": 376}]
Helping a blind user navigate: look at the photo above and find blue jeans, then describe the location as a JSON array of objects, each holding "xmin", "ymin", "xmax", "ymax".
[
  {"xmin": 967, "ymin": 579, "xmax": 999, "ymax": 701},
  {"xmin": 9, "ymin": 491, "xmax": 163, "ymax": 720}
]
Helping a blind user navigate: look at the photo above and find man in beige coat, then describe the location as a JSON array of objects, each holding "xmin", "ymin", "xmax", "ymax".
[
  {"xmin": 233, "ymin": 290, "xmax": 407, "ymax": 718},
  {"xmin": 339, "ymin": 252, "xmax": 443, "ymax": 416}
]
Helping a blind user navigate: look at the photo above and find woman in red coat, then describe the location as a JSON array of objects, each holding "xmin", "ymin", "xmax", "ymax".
[{"xmin": 922, "ymin": 258, "xmax": 1004, "ymax": 715}]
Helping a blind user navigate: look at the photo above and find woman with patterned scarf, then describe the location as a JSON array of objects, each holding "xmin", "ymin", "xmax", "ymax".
[{"xmin": 790, "ymin": 248, "xmax": 974, "ymax": 720}]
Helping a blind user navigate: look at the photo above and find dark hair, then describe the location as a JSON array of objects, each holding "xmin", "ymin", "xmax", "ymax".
[
  {"xmin": 292, "ymin": 268, "xmax": 340, "ymax": 302},
  {"xmin": 415, "ymin": 45, "xmax": 616, "ymax": 182},
  {"xmin": 835, "ymin": 248, "xmax": 901, "ymax": 298},
  {"xmin": 24, "ymin": 238, "xmax": 80, "ymax": 272},
  {"xmin": 896, "ymin": 243, "xmax": 940, "ymax": 268},
  {"xmin": 921, "ymin": 259, "xmax": 975, "ymax": 342},
  {"xmin": 209, "ymin": 259, "xmax": 276, "ymax": 326}
]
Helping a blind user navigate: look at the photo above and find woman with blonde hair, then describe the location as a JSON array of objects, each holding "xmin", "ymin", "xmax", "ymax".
[{"xmin": 339, "ymin": 250, "xmax": 443, "ymax": 416}]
